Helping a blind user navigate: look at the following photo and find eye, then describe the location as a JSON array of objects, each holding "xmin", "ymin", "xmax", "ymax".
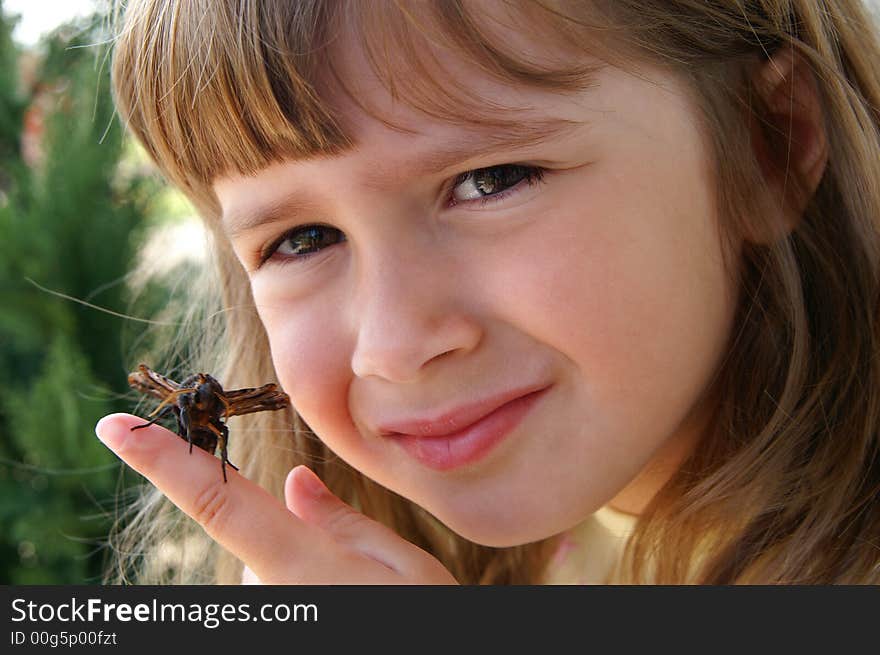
[
  {"xmin": 449, "ymin": 164, "xmax": 546, "ymax": 207},
  {"xmin": 261, "ymin": 224, "xmax": 346, "ymax": 265}
]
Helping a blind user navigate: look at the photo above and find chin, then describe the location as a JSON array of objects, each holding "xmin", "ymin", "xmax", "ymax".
[
  {"xmin": 438, "ymin": 513, "xmax": 556, "ymax": 548},
  {"xmin": 411, "ymin": 486, "xmax": 576, "ymax": 548}
]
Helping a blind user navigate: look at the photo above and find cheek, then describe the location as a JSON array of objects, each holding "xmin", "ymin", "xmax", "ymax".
[
  {"xmin": 251, "ymin": 280, "xmax": 354, "ymax": 438},
  {"xmin": 493, "ymin": 157, "xmax": 733, "ymax": 435}
]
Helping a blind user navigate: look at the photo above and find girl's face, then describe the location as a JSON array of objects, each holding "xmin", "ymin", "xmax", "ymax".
[{"xmin": 215, "ymin": 40, "xmax": 739, "ymax": 546}]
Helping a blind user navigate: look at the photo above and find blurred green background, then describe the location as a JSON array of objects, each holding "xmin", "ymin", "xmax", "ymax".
[{"xmin": 0, "ymin": 1, "xmax": 193, "ymax": 584}]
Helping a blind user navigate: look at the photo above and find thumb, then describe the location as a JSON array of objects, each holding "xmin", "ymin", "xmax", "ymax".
[
  {"xmin": 284, "ymin": 466, "xmax": 455, "ymax": 582},
  {"xmin": 285, "ymin": 465, "xmax": 398, "ymax": 566}
]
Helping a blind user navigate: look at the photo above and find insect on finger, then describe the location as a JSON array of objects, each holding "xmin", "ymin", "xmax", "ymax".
[
  {"xmin": 98, "ymin": 413, "xmax": 323, "ymax": 579},
  {"xmin": 127, "ymin": 364, "xmax": 292, "ymax": 482}
]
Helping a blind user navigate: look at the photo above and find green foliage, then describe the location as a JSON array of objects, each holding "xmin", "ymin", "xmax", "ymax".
[
  {"xmin": 4, "ymin": 336, "xmax": 115, "ymax": 478},
  {"xmin": 0, "ymin": 0, "xmax": 24, "ymax": 168},
  {"xmin": 1, "ymin": 336, "xmax": 119, "ymax": 584},
  {"xmin": 0, "ymin": 5, "xmax": 160, "ymax": 584}
]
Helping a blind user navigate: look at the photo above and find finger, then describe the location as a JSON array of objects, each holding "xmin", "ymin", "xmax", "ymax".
[
  {"xmin": 95, "ymin": 413, "xmax": 327, "ymax": 583},
  {"xmin": 285, "ymin": 465, "xmax": 456, "ymax": 582}
]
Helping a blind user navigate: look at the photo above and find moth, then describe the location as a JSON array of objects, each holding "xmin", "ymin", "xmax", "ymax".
[{"xmin": 127, "ymin": 364, "xmax": 291, "ymax": 482}]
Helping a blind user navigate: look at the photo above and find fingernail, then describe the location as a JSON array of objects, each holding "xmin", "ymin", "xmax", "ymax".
[
  {"xmin": 295, "ymin": 466, "xmax": 327, "ymax": 499},
  {"xmin": 94, "ymin": 414, "xmax": 127, "ymax": 451}
]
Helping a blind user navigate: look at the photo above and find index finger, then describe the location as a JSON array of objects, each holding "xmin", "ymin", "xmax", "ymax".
[{"xmin": 95, "ymin": 413, "xmax": 323, "ymax": 583}]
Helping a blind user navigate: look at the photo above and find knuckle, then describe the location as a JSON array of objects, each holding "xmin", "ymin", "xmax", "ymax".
[
  {"xmin": 325, "ymin": 506, "xmax": 368, "ymax": 537},
  {"xmin": 191, "ymin": 479, "xmax": 233, "ymax": 535}
]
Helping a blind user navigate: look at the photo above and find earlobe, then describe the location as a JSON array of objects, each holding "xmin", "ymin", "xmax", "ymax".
[{"xmin": 749, "ymin": 45, "xmax": 829, "ymax": 240}]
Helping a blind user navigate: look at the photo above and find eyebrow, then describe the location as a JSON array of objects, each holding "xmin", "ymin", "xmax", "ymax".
[
  {"xmin": 396, "ymin": 117, "xmax": 583, "ymax": 179},
  {"xmin": 222, "ymin": 117, "xmax": 582, "ymax": 238},
  {"xmin": 224, "ymin": 191, "xmax": 324, "ymax": 239}
]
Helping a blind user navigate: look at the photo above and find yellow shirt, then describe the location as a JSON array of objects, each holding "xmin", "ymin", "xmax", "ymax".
[{"xmin": 543, "ymin": 505, "xmax": 638, "ymax": 584}]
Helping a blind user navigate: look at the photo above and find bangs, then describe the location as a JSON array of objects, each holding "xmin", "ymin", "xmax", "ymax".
[{"xmin": 111, "ymin": 0, "xmax": 607, "ymax": 216}]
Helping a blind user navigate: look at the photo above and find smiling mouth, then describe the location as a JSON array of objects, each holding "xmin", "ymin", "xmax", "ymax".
[
  {"xmin": 377, "ymin": 383, "xmax": 551, "ymax": 439},
  {"xmin": 383, "ymin": 386, "xmax": 551, "ymax": 471}
]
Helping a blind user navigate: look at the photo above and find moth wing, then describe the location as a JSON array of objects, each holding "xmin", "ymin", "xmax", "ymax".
[
  {"xmin": 127, "ymin": 364, "xmax": 180, "ymax": 401},
  {"xmin": 223, "ymin": 383, "xmax": 291, "ymax": 416}
]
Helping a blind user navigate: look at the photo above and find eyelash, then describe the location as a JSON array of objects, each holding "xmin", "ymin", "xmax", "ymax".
[
  {"xmin": 259, "ymin": 163, "xmax": 547, "ymax": 266},
  {"xmin": 448, "ymin": 164, "xmax": 546, "ymax": 208}
]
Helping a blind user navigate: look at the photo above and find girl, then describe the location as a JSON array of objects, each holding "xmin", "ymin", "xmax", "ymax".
[{"xmin": 98, "ymin": 0, "xmax": 880, "ymax": 584}]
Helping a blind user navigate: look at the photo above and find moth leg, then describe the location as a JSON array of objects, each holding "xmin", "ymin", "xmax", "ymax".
[
  {"xmin": 130, "ymin": 405, "xmax": 174, "ymax": 431},
  {"xmin": 218, "ymin": 394, "xmax": 232, "ymax": 419},
  {"xmin": 208, "ymin": 419, "xmax": 237, "ymax": 483},
  {"xmin": 179, "ymin": 409, "xmax": 194, "ymax": 455},
  {"xmin": 149, "ymin": 387, "xmax": 197, "ymax": 417},
  {"xmin": 173, "ymin": 406, "xmax": 185, "ymax": 440}
]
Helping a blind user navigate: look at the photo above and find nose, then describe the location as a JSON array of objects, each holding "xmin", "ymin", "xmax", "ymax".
[{"xmin": 349, "ymin": 245, "xmax": 482, "ymax": 383}]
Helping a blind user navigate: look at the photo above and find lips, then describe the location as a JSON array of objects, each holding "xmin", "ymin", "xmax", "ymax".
[
  {"xmin": 377, "ymin": 384, "xmax": 550, "ymax": 438},
  {"xmin": 376, "ymin": 385, "xmax": 551, "ymax": 471}
]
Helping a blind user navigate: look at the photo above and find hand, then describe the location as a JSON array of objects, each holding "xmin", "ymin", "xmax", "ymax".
[{"xmin": 95, "ymin": 414, "xmax": 459, "ymax": 584}]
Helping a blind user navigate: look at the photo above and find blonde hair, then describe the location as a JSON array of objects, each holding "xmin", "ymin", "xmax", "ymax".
[{"xmin": 109, "ymin": 0, "xmax": 880, "ymax": 584}]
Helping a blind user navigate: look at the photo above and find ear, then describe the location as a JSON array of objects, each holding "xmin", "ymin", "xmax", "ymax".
[{"xmin": 748, "ymin": 45, "xmax": 829, "ymax": 241}]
